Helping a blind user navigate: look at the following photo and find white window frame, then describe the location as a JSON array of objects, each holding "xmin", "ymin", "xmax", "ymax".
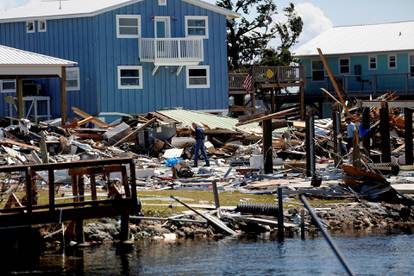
[
  {"xmin": 368, "ymin": 55, "xmax": 377, "ymax": 70},
  {"xmin": 185, "ymin": 16, "xmax": 208, "ymax": 39},
  {"xmin": 186, "ymin": 65, "xmax": 210, "ymax": 89},
  {"xmin": 158, "ymin": 0, "xmax": 167, "ymax": 6},
  {"xmin": 38, "ymin": 20, "xmax": 47, "ymax": 32},
  {"xmin": 338, "ymin": 57, "xmax": 350, "ymax": 75},
  {"xmin": 66, "ymin": 67, "xmax": 80, "ymax": 91},
  {"xmin": 26, "ymin": 21, "xmax": 35, "ymax": 33},
  {"xmin": 117, "ymin": 66, "xmax": 143, "ymax": 90},
  {"xmin": 388, "ymin": 54, "xmax": 397, "ymax": 69},
  {"xmin": 0, "ymin": 80, "xmax": 16, "ymax": 93},
  {"xmin": 311, "ymin": 60, "xmax": 325, "ymax": 82},
  {"xmin": 154, "ymin": 16, "xmax": 171, "ymax": 38},
  {"xmin": 116, "ymin": 15, "xmax": 141, "ymax": 38},
  {"xmin": 409, "ymin": 53, "xmax": 414, "ymax": 78}
]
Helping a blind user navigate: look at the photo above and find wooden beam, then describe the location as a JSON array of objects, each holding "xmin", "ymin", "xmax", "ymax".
[
  {"xmin": 16, "ymin": 78, "xmax": 24, "ymax": 119},
  {"xmin": 236, "ymin": 107, "xmax": 297, "ymax": 126},
  {"xmin": 317, "ymin": 48, "xmax": 352, "ymax": 118},
  {"xmin": 60, "ymin": 67, "xmax": 67, "ymax": 125},
  {"xmin": 72, "ymin": 107, "xmax": 110, "ymax": 128}
]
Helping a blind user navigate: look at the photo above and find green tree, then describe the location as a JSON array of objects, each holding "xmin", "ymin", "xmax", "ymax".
[{"xmin": 217, "ymin": 0, "xmax": 303, "ymax": 69}]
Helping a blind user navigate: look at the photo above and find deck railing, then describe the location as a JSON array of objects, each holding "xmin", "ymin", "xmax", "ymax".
[
  {"xmin": 139, "ymin": 38, "xmax": 204, "ymax": 65},
  {"xmin": 305, "ymin": 73, "xmax": 414, "ymax": 95},
  {"xmin": 228, "ymin": 66, "xmax": 305, "ymax": 90}
]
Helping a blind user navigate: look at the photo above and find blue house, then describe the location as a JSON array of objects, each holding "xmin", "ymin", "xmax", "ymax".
[
  {"xmin": 294, "ymin": 21, "xmax": 414, "ymax": 116},
  {"xmin": 0, "ymin": 0, "xmax": 238, "ymax": 120}
]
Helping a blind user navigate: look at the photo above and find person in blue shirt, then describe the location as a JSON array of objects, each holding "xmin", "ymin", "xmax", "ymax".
[
  {"xmin": 345, "ymin": 117, "xmax": 356, "ymax": 152},
  {"xmin": 192, "ymin": 122, "xmax": 210, "ymax": 167}
]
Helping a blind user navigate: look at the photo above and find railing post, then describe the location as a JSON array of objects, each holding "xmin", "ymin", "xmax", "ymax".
[
  {"xmin": 178, "ymin": 39, "xmax": 181, "ymax": 60},
  {"xmin": 25, "ymin": 168, "xmax": 33, "ymax": 216},
  {"xmin": 277, "ymin": 187, "xmax": 284, "ymax": 242},
  {"xmin": 48, "ymin": 169, "xmax": 55, "ymax": 212}
]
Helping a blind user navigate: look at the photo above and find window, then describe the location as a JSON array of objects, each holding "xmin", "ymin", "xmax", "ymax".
[
  {"xmin": 26, "ymin": 21, "xmax": 35, "ymax": 33},
  {"xmin": 118, "ymin": 66, "xmax": 143, "ymax": 89},
  {"xmin": 410, "ymin": 55, "xmax": 414, "ymax": 77},
  {"xmin": 369, "ymin": 56, "xmax": 377, "ymax": 70},
  {"xmin": 185, "ymin": 16, "xmax": 208, "ymax": 38},
  {"xmin": 1, "ymin": 80, "xmax": 16, "ymax": 93},
  {"xmin": 388, "ymin": 55, "xmax": 397, "ymax": 69},
  {"xmin": 38, "ymin": 20, "xmax": 47, "ymax": 32},
  {"xmin": 116, "ymin": 15, "xmax": 141, "ymax": 38},
  {"xmin": 186, "ymin": 65, "xmax": 210, "ymax": 88},
  {"xmin": 311, "ymin": 60, "xmax": 324, "ymax": 81},
  {"xmin": 158, "ymin": 0, "xmax": 167, "ymax": 6},
  {"xmin": 339, "ymin": 58, "xmax": 350, "ymax": 74},
  {"xmin": 66, "ymin": 67, "xmax": 80, "ymax": 91}
]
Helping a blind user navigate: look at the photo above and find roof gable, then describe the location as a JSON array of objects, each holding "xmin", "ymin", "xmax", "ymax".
[
  {"xmin": 294, "ymin": 21, "xmax": 414, "ymax": 57},
  {"xmin": 0, "ymin": 0, "xmax": 239, "ymax": 23}
]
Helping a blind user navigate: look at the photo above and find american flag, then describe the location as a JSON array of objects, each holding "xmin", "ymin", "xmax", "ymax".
[{"xmin": 242, "ymin": 68, "xmax": 253, "ymax": 91}]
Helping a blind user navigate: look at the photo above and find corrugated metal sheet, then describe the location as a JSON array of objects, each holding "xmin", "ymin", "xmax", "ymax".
[
  {"xmin": 0, "ymin": 44, "xmax": 76, "ymax": 65},
  {"xmin": 294, "ymin": 21, "xmax": 414, "ymax": 56},
  {"xmin": 158, "ymin": 109, "xmax": 261, "ymax": 134}
]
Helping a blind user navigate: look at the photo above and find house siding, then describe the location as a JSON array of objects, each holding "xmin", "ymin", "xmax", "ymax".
[
  {"xmin": 0, "ymin": 0, "xmax": 229, "ymax": 118},
  {"xmin": 300, "ymin": 52, "xmax": 414, "ymax": 96}
]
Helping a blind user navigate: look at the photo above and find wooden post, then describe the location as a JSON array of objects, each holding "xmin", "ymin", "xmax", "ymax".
[
  {"xmin": 300, "ymin": 86, "xmax": 305, "ymax": 120},
  {"xmin": 271, "ymin": 90, "xmax": 276, "ymax": 113},
  {"xmin": 120, "ymin": 212, "xmax": 130, "ymax": 242},
  {"xmin": 129, "ymin": 160, "xmax": 139, "ymax": 214},
  {"xmin": 17, "ymin": 78, "xmax": 24, "ymax": 119},
  {"xmin": 212, "ymin": 180, "xmax": 220, "ymax": 209},
  {"xmin": 405, "ymin": 108, "xmax": 413, "ymax": 165},
  {"xmin": 48, "ymin": 169, "xmax": 55, "ymax": 212},
  {"xmin": 90, "ymin": 174, "xmax": 97, "ymax": 201},
  {"xmin": 25, "ymin": 168, "xmax": 32, "ymax": 216},
  {"xmin": 76, "ymin": 175, "xmax": 85, "ymax": 244},
  {"xmin": 277, "ymin": 187, "xmax": 284, "ymax": 242},
  {"xmin": 362, "ymin": 107, "xmax": 370, "ymax": 157},
  {"xmin": 300, "ymin": 208, "xmax": 305, "ymax": 240},
  {"xmin": 331, "ymin": 104, "xmax": 341, "ymax": 166},
  {"xmin": 305, "ymin": 111, "xmax": 316, "ymax": 177},
  {"xmin": 60, "ymin": 67, "xmax": 67, "ymax": 126},
  {"xmin": 263, "ymin": 119, "xmax": 273, "ymax": 174},
  {"xmin": 380, "ymin": 101, "xmax": 391, "ymax": 163}
]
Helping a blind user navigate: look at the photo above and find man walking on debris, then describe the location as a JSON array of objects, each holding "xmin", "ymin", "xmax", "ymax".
[
  {"xmin": 345, "ymin": 117, "xmax": 356, "ymax": 152},
  {"xmin": 192, "ymin": 122, "xmax": 210, "ymax": 167}
]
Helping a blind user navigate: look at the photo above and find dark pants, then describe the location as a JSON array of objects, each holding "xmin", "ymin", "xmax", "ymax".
[
  {"xmin": 346, "ymin": 137, "xmax": 353, "ymax": 152},
  {"xmin": 194, "ymin": 139, "xmax": 209, "ymax": 166}
]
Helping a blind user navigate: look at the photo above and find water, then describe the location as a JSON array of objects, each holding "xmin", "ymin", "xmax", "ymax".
[{"xmin": 4, "ymin": 234, "xmax": 414, "ymax": 275}]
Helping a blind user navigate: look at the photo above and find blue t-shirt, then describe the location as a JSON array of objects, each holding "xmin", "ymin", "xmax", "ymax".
[{"xmin": 347, "ymin": 122, "xmax": 355, "ymax": 138}]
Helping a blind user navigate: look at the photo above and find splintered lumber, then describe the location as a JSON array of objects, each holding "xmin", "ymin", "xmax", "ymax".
[
  {"xmin": 113, "ymin": 117, "xmax": 157, "ymax": 146},
  {"xmin": 317, "ymin": 48, "xmax": 352, "ymax": 118},
  {"xmin": 72, "ymin": 107, "xmax": 110, "ymax": 128},
  {"xmin": 0, "ymin": 138, "xmax": 40, "ymax": 151},
  {"xmin": 170, "ymin": 195, "xmax": 239, "ymax": 236},
  {"xmin": 236, "ymin": 108, "xmax": 297, "ymax": 126}
]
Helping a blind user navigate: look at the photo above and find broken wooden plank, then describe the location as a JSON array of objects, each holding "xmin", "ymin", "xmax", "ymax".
[
  {"xmin": 170, "ymin": 195, "xmax": 239, "ymax": 236},
  {"xmin": 0, "ymin": 139, "xmax": 40, "ymax": 151},
  {"xmin": 72, "ymin": 107, "xmax": 110, "ymax": 128}
]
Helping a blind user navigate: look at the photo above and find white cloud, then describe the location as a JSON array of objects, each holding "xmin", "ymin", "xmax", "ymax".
[
  {"xmin": 0, "ymin": 0, "xmax": 20, "ymax": 11},
  {"xmin": 295, "ymin": 2, "xmax": 333, "ymax": 45}
]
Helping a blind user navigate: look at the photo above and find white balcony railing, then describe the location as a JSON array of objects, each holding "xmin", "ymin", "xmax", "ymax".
[{"xmin": 139, "ymin": 38, "xmax": 204, "ymax": 65}]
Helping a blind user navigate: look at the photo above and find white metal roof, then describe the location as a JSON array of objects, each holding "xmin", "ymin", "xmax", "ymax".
[
  {"xmin": 294, "ymin": 21, "xmax": 414, "ymax": 57},
  {"xmin": 0, "ymin": 0, "xmax": 239, "ymax": 23},
  {"xmin": 0, "ymin": 44, "xmax": 76, "ymax": 66}
]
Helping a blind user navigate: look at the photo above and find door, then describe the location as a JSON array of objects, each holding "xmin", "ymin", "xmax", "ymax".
[{"xmin": 154, "ymin": 16, "xmax": 170, "ymax": 38}]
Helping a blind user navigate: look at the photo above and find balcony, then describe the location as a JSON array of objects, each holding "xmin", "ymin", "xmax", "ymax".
[{"xmin": 139, "ymin": 38, "xmax": 204, "ymax": 66}]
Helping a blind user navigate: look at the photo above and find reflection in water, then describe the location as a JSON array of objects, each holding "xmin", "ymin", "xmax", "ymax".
[{"xmin": 4, "ymin": 234, "xmax": 414, "ymax": 275}]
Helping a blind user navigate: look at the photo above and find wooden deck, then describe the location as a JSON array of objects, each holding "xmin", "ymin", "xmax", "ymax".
[{"xmin": 0, "ymin": 158, "xmax": 140, "ymax": 242}]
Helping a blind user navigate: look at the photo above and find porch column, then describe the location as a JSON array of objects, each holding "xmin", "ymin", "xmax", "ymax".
[
  {"xmin": 17, "ymin": 78, "xmax": 24, "ymax": 119},
  {"xmin": 60, "ymin": 67, "xmax": 67, "ymax": 125}
]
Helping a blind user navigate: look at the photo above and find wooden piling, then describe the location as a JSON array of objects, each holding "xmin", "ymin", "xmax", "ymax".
[
  {"xmin": 362, "ymin": 107, "xmax": 370, "ymax": 156},
  {"xmin": 380, "ymin": 102, "xmax": 391, "ymax": 163},
  {"xmin": 300, "ymin": 208, "xmax": 305, "ymax": 240},
  {"xmin": 277, "ymin": 187, "xmax": 284, "ymax": 242},
  {"xmin": 212, "ymin": 180, "xmax": 220, "ymax": 209},
  {"xmin": 263, "ymin": 119, "xmax": 273, "ymax": 174},
  {"xmin": 48, "ymin": 169, "xmax": 55, "ymax": 212},
  {"xmin": 120, "ymin": 212, "xmax": 130, "ymax": 242},
  {"xmin": 332, "ymin": 104, "xmax": 341, "ymax": 166},
  {"xmin": 305, "ymin": 112, "xmax": 316, "ymax": 177},
  {"xmin": 404, "ymin": 108, "xmax": 413, "ymax": 165}
]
